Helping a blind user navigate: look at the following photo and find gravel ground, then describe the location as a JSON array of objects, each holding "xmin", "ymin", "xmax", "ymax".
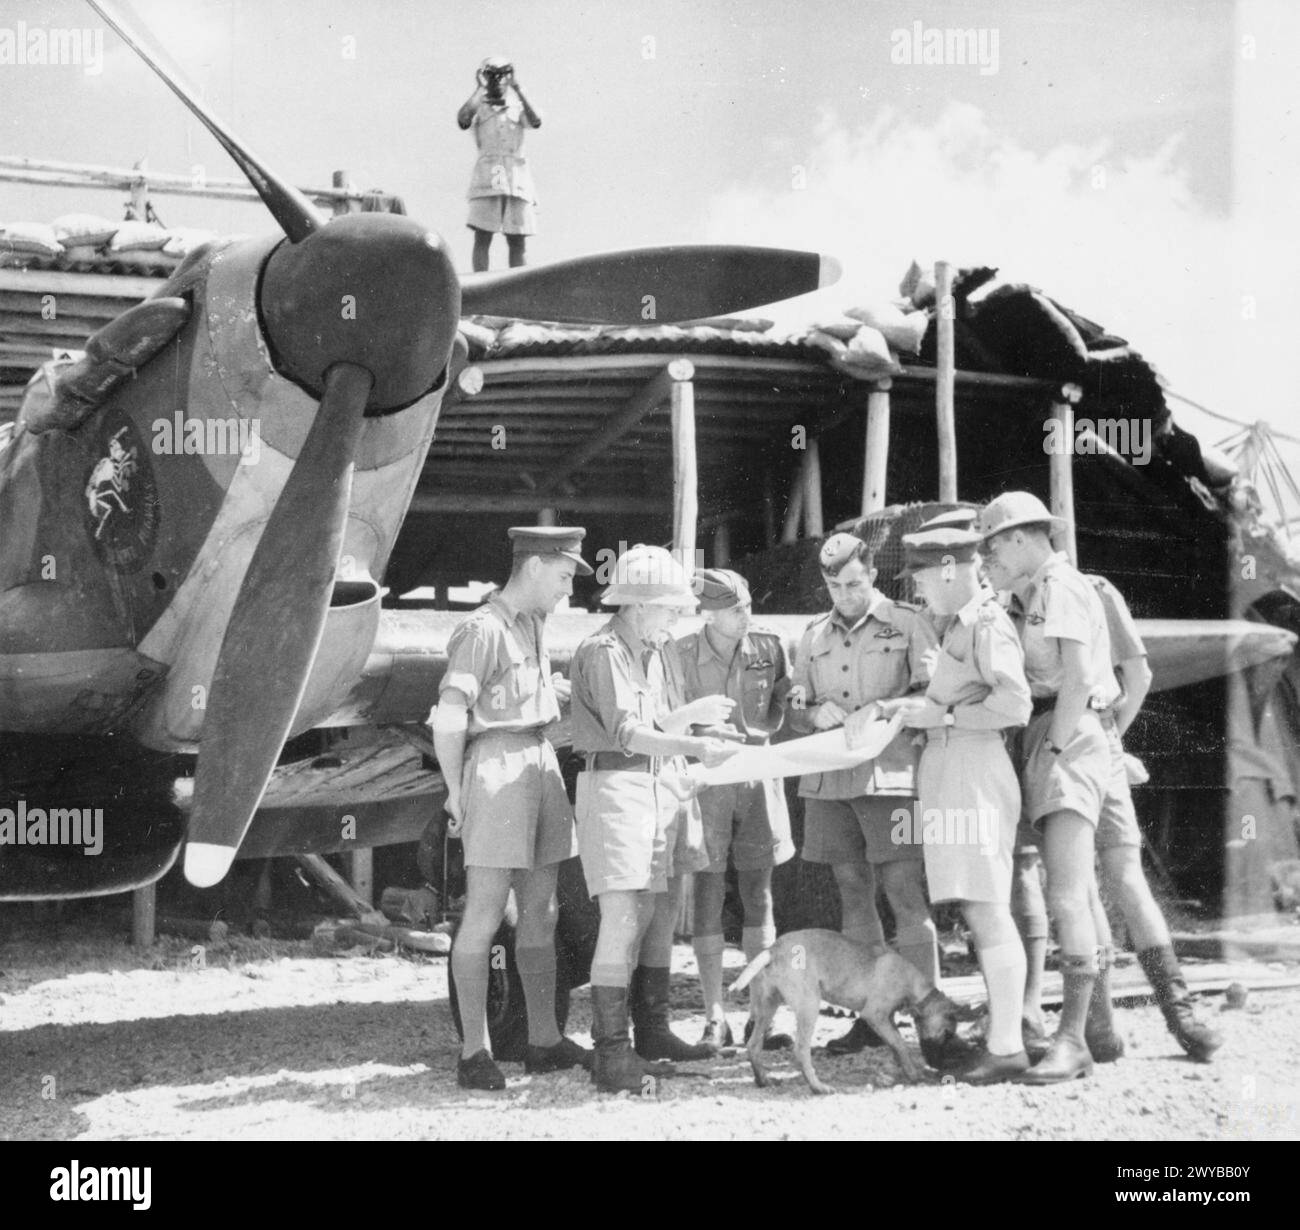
[{"xmin": 2, "ymin": 924, "xmax": 1298, "ymax": 1141}]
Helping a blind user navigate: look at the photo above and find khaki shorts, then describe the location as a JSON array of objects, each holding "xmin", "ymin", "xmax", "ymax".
[
  {"xmin": 698, "ymin": 779, "xmax": 795, "ymax": 873},
  {"xmin": 460, "ymin": 730, "xmax": 576, "ymax": 869},
  {"xmin": 1095, "ymin": 717, "xmax": 1142, "ymax": 850},
  {"xmin": 467, "ymin": 195, "xmax": 537, "ymax": 235},
  {"xmin": 802, "ymin": 796, "xmax": 921, "ymax": 866},
  {"xmin": 917, "ymin": 730, "xmax": 1019, "ymax": 905},
  {"xmin": 1021, "ymin": 709, "xmax": 1110, "ymax": 827},
  {"xmin": 576, "ymin": 768, "xmax": 683, "ymax": 896}
]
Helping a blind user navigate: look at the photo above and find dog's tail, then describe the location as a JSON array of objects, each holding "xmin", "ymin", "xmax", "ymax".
[{"xmin": 728, "ymin": 948, "xmax": 772, "ymax": 996}]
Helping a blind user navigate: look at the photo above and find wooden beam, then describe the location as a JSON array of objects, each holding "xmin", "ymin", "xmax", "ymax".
[
  {"xmin": 1050, "ymin": 384, "xmax": 1083, "ymax": 564},
  {"xmin": 536, "ymin": 360, "xmax": 690, "ymax": 496},
  {"xmin": 935, "ymin": 261, "xmax": 958, "ymax": 502},
  {"xmin": 861, "ymin": 379, "xmax": 892, "ymax": 515},
  {"xmin": 408, "ymin": 491, "xmax": 665, "ymax": 515},
  {"xmin": 670, "ymin": 368, "xmax": 699, "ymax": 566}
]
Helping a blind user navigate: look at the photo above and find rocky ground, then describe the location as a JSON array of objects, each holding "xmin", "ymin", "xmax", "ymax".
[{"xmin": 2, "ymin": 916, "xmax": 1297, "ymax": 1142}]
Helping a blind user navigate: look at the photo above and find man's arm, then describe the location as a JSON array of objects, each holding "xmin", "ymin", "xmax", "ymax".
[
  {"xmin": 1048, "ymin": 639, "xmax": 1092, "ymax": 752},
  {"xmin": 1113, "ymin": 655, "xmax": 1152, "ymax": 737},
  {"xmin": 457, "ymin": 87, "xmax": 484, "ymax": 130},
  {"xmin": 431, "ymin": 689, "xmax": 470, "ymax": 832},
  {"xmin": 512, "ymin": 77, "xmax": 541, "ymax": 127}
]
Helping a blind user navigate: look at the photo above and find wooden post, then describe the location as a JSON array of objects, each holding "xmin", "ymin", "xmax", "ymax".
[
  {"xmin": 802, "ymin": 438, "xmax": 824, "ymax": 537},
  {"xmin": 670, "ymin": 360, "xmax": 698, "ymax": 569},
  {"xmin": 713, "ymin": 521, "xmax": 731, "ymax": 566},
  {"xmin": 132, "ymin": 883, "xmax": 156, "ymax": 947},
  {"xmin": 862, "ymin": 379, "xmax": 892, "ymax": 515},
  {"xmin": 349, "ymin": 848, "xmax": 374, "ymax": 908},
  {"xmin": 781, "ymin": 465, "xmax": 805, "ymax": 544},
  {"xmin": 129, "ymin": 158, "xmax": 148, "ymax": 220},
  {"xmin": 1050, "ymin": 384, "xmax": 1083, "ymax": 565},
  {"xmin": 935, "ymin": 261, "xmax": 958, "ymax": 502}
]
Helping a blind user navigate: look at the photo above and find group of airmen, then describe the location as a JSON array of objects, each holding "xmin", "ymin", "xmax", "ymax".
[{"xmin": 430, "ymin": 493, "xmax": 1222, "ymax": 1093}]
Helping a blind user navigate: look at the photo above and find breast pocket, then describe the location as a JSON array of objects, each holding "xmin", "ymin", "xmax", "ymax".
[
  {"xmin": 741, "ymin": 664, "xmax": 775, "ymax": 722},
  {"xmin": 857, "ymin": 640, "xmax": 909, "ymax": 700}
]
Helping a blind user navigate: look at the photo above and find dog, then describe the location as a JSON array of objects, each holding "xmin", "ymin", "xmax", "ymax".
[{"xmin": 729, "ymin": 928, "xmax": 969, "ymax": 1095}]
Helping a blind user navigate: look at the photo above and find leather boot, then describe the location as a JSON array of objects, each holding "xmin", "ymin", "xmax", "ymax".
[
  {"xmin": 1137, "ymin": 945, "xmax": 1223, "ymax": 1062},
  {"xmin": 1084, "ymin": 947, "xmax": 1125, "ymax": 1063},
  {"xmin": 1017, "ymin": 955, "xmax": 1096, "ymax": 1084},
  {"xmin": 590, "ymin": 984, "xmax": 653, "ymax": 1093},
  {"xmin": 630, "ymin": 965, "xmax": 715, "ymax": 1061}
]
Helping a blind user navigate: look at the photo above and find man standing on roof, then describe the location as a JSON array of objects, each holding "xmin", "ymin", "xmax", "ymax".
[
  {"xmin": 569, "ymin": 545, "xmax": 739, "ymax": 1092},
  {"xmin": 432, "ymin": 526, "xmax": 594, "ymax": 1091},
  {"xmin": 676, "ymin": 568, "xmax": 797, "ymax": 1052},
  {"xmin": 457, "ymin": 56, "xmax": 540, "ymax": 272},
  {"xmin": 789, "ymin": 532, "xmax": 941, "ymax": 1055},
  {"xmin": 978, "ymin": 492, "xmax": 1120, "ymax": 1084}
]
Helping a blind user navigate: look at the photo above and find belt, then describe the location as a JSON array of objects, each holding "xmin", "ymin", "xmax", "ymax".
[
  {"xmin": 1030, "ymin": 695, "xmax": 1108, "ymax": 717},
  {"xmin": 584, "ymin": 751, "xmax": 661, "ymax": 773}
]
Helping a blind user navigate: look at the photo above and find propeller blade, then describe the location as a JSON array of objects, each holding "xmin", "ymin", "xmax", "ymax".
[
  {"xmin": 85, "ymin": 0, "xmax": 324, "ymax": 243},
  {"xmin": 183, "ymin": 362, "xmax": 373, "ymax": 888},
  {"xmin": 460, "ymin": 245, "xmax": 840, "ymax": 324}
]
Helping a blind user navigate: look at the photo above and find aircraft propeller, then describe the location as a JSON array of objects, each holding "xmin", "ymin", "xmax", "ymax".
[{"xmin": 87, "ymin": 0, "xmax": 839, "ymax": 885}]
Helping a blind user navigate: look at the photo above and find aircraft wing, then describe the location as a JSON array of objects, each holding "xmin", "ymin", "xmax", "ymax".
[{"xmin": 314, "ymin": 608, "xmax": 1296, "ymax": 730}]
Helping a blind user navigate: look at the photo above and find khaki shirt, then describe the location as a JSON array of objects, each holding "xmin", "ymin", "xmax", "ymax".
[
  {"xmin": 674, "ymin": 626, "xmax": 790, "ymax": 742},
  {"xmin": 927, "ymin": 588, "xmax": 1031, "ymax": 730},
  {"xmin": 439, "ymin": 593, "xmax": 559, "ymax": 736},
  {"xmin": 468, "ymin": 100, "xmax": 536, "ymax": 202},
  {"xmin": 790, "ymin": 592, "xmax": 937, "ymax": 798},
  {"xmin": 570, "ymin": 613, "xmax": 665, "ymax": 754},
  {"xmin": 1016, "ymin": 553, "xmax": 1120, "ymax": 707}
]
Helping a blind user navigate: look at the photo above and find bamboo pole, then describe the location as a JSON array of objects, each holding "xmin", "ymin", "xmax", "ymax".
[
  {"xmin": 803, "ymin": 438, "xmax": 824, "ymax": 537},
  {"xmin": 862, "ymin": 379, "xmax": 892, "ymax": 515},
  {"xmin": 935, "ymin": 261, "xmax": 958, "ymax": 502},
  {"xmin": 1049, "ymin": 384, "xmax": 1083, "ymax": 564}
]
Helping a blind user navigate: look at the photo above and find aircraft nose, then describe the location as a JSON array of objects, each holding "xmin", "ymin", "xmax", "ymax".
[{"xmin": 259, "ymin": 213, "xmax": 461, "ymax": 413}]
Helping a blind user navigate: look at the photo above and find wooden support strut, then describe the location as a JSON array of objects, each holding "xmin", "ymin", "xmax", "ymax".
[
  {"xmin": 536, "ymin": 359, "xmax": 692, "ymax": 497},
  {"xmin": 862, "ymin": 379, "xmax": 892, "ymax": 515},
  {"xmin": 935, "ymin": 261, "xmax": 958, "ymax": 503},
  {"xmin": 1050, "ymin": 383, "xmax": 1083, "ymax": 564},
  {"xmin": 670, "ymin": 365, "xmax": 699, "ymax": 568},
  {"xmin": 802, "ymin": 437, "xmax": 824, "ymax": 537},
  {"xmin": 131, "ymin": 882, "xmax": 156, "ymax": 947}
]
